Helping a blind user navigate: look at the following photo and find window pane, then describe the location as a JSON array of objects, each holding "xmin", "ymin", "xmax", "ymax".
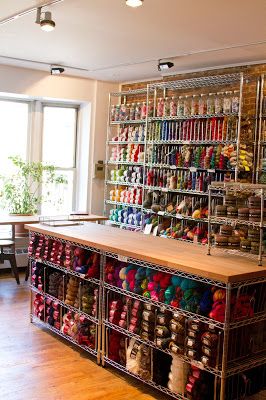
[
  {"xmin": 0, "ymin": 101, "xmax": 28, "ymax": 175},
  {"xmin": 42, "ymin": 106, "xmax": 77, "ymax": 168},
  {"xmin": 41, "ymin": 170, "xmax": 74, "ymax": 215}
]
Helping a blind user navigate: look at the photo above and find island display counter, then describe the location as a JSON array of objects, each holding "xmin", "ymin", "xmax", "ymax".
[{"xmin": 25, "ymin": 223, "xmax": 266, "ymax": 400}]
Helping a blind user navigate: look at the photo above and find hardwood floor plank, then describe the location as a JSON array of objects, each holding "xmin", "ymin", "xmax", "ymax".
[{"xmin": 0, "ymin": 274, "xmax": 164, "ymax": 400}]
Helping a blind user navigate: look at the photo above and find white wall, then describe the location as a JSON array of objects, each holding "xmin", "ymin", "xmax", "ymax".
[{"xmin": 0, "ymin": 64, "xmax": 119, "ymax": 215}]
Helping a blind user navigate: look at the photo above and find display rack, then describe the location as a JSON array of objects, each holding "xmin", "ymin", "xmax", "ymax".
[
  {"xmin": 256, "ymin": 74, "xmax": 266, "ymax": 183},
  {"xmin": 207, "ymin": 182, "xmax": 266, "ymax": 265},
  {"xmin": 27, "ymin": 223, "xmax": 266, "ymax": 400},
  {"xmin": 28, "ymin": 232, "xmax": 102, "ymax": 364},
  {"xmin": 104, "ymin": 73, "xmax": 257, "ymax": 248}
]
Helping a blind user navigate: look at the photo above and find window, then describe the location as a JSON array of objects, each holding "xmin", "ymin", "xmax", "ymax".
[
  {"xmin": 0, "ymin": 100, "xmax": 29, "ymax": 176},
  {"xmin": 0, "ymin": 99, "xmax": 81, "ymax": 217},
  {"xmin": 0, "ymin": 100, "xmax": 29, "ymax": 234},
  {"xmin": 41, "ymin": 105, "xmax": 78, "ymax": 215}
]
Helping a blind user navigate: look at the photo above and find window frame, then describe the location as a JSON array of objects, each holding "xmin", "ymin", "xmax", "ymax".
[
  {"xmin": 40, "ymin": 102, "xmax": 80, "ymax": 213},
  {"xmin": 0, "ymin": 96, "xmax": 82, "ymax": 215}
]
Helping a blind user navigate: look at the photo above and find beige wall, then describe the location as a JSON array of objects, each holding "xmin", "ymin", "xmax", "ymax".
[{"xmin": 0, "ymin": 64, "xmax": 119, "ymax": 215}]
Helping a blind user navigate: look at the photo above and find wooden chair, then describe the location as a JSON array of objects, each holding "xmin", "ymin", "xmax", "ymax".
[{"xmin": 0, "ymin": 240, "xmax": 20, "ymax": 284}]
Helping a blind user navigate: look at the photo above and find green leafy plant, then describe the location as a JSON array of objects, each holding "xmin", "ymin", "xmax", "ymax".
[{"xmin": 0, "ymin": 156, "xmax": 67, "ymax": 214}]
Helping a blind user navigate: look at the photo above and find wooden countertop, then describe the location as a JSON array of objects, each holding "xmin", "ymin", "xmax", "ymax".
[
  {"xmin": 0, "ymin": 214, "xmax": 107, "ymax": 225},
  {"xmin": 25, "ymin": 223, "xmax": 266, "ymax": 284}
]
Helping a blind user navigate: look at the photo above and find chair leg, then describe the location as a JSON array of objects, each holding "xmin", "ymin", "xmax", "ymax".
[
  {"xmin": 25, "ymin": 259, "xmax": 30, "ymax": 282},
  {"xmin": 8, "ymin": 254, "xmax": 20, "ymax": 285}
]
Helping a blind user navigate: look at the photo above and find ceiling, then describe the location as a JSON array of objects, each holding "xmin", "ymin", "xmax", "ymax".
[{"xmin": 0, "ymin": 0, "xmax": 266, "ymax": 82}]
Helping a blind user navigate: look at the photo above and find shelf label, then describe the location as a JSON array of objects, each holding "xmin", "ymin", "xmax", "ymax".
[
  {"xmin": 79, "ymin": 273, "xmax": 86, "ymax": 279},
  {"xmin": 191, "ymin": 360, "xmax": 204, "ymax": 370},
  {"xmin": 175, "ymin": 214, "xmax": 183, "ymax": 219},
  {"xmin": 158, "ymin": 211, "xmax": 165, "ymax": 216},
  {"xmin": 144, "ymin": 223, "xmax": 153, "ymax": 235},
  {"xmin": 183, "ymin": 141, "xmax": 190, "ymax": 145},
  {"xmin": 118, "ymin": 254, "xmax": 128, "ymax": 263},
  {"xmin": 153, "ymin": 226, "xmax": 159, "ymax": 236},
  {"xmin": 170, "ymin": 165, "xmax": 177, "ymax": 170},
  {"xmin": 161, "ymin": 188, "xmax": 169, "ymax": 192},
  {"xmin": 207, "ymin": 169, "xmax": 215, "ymax": 173},
  {"xmin": 189, "ymin": 167, "xmax": 197, "ymax": 172}
]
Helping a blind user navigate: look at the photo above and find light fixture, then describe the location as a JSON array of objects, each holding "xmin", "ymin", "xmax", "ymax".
[
  {"xmin": 50, "ymin": 65, "xmax": 64, "ymax": 75},
  {"xmin": 158, "ymin": 60, "xmax": 174, "ymax": 72},
  {"xmin": 126, "ymin": 0, "xmax": 143, "ymax": 8},
  {"xmin": 36, "ymin": 7, "xmax": 56, "ymax": 31}
]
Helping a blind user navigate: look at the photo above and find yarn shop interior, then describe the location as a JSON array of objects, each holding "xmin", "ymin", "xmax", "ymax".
[{"xmin": 1, "ymin": 1, "xmax": 266, "ymax": 399}]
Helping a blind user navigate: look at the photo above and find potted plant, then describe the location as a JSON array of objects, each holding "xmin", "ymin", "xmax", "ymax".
[{"xmin": 0, "ymin": 156, "xmax": 67, "ymax": 235}]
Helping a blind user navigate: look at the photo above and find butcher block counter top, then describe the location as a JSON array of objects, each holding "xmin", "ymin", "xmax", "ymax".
[{"xmin": 25, "ymin": 223, "xmax": 266, "ymax": 284}]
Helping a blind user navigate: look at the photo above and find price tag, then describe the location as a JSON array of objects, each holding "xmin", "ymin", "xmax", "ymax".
[
  {"xmin": 36, "ymin": 258, "xmax": 42, "ymax": 263},
  {"xmin": 80, "ymin": 273, "xmax": 86, "ymax": 279},
  {"xmin": 207, "ymin": 169, "xmax": 215, "ymax": 173},
  {"xmin": 208, "ymin": 324, "xmax": 215, "ymax": 330},
  {"xmin": 170, "ymin": 165, "xmax": 177, "ymax": 170},
  {"xmin": 161, "ymin": 188, "xmax": 169, "ymax": 192},
  {"xmin": 118, "ymin": 254, "xmax": 128, "ymax": 262},
  {"xmin": 183, "ymin": 141, "xmax": 190, "ymax": 145},
  {"xmin": 191, "ymin": 360, "xmax": 204, "ymax": 370},
  {"xmin": 189, "ymin": 167, "xmax": 197, "ymax": 172},
  {"xmin": 158, "ymin": 211, "xmax": 165, "ymax": 216},
  {"xmin": 144, "ymin": 223, "xmax": 153, "ymax": 235},
  {"xmin": 175, "ymin": 214, "xmax": 183, "ymax": 219},
  {"xmin": 153, "ymin": 226, "xmax": 159, "ymax": 236}
]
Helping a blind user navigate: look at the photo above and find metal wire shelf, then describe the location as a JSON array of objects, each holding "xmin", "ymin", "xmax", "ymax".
[
  {"xmin": 30, "ymin": 285, "xmax": 99, "ymax": 325},
  {"xmin": 105, "ymin": 200, "xmax": 142, "ymax": 208},
  {"xmin": 30, "ymin": 231, "xmax": 102, "ymax": 255},
  {"xmin": 148, "ymin": 112, "xmax": 239, "ymax": 122},
  {"xmin": 143, "ymin": 208, "xmax": 208, "ymax": 223},
  {"xmin": 104, "ymin": 250, "xmax": 226, "ymax": 288},
  {"xmin": 108, "ymin": 141, "xmax": 145, "ymax": 145},
  {"xmin": 106, "ymin": 180, "xmax": 143, "ymax": 187},
  {"xmin": 226, "ymin": 350, "xmax": 266, "ymax": 377},
  {"xmin": 145, "ymin": 163, "xmax": 234, "ymax": 173},
  {"xmin": 110, "ymin": 119, "xmax": 146, "ymax": 125},
  {"xmin": 110, "ymin": 88, "xmax": 147, "ymax": 96},
  {"xmin": 146, "ymin": 140, "xmax": 237, "ymax": 145},
  {"xmin": 103, "ymin": 281, "xmax": 225, "ymax": 329},
  {"xmin": 106, "ymin": 220, "xmax": 141, "ymax": 230},
  {"xmin": 103, "ymin": 356, "xmax": 187, "ymax": 400},
  {"xmin": 144, "ymin": 185, "xmax": 223, "ymax": 197},
  {"xmin": 31, "ymin": 315, "xmax": 98, "ymax": 357},
  {"xmin": 210, "ymin": 216, "xmax": 266, "ymax": 228},
  {"xmin": 107, "ymin": 161, "xmax": 144, "ymax": 166},
  {"xmin": 209, "ymin": 247, "xmax": 263, "ymax": 262},
  {"xmin": 210, "ymin": 182, "xmax": 266, "ymax": 192},
  {"xmin": 29, "ymin": 256, "xmax": 100, "ymax": 286},
  {"xmin": 148, "ymin": 73, "xmax": 242, "ymax": 90},
  {"xmin": 104, "ymin": 319, "xmax": 222, "ymax": 377}
]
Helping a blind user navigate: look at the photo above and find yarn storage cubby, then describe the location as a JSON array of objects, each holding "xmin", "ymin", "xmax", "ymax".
[
  {"xmin": 207, "ymin": 182, "xmax": 266, "ymax": 265},
  {"xmin": 256, "ymin": 74, "xmax": 266, "ymax": 184},
  {"xmin": 105, "ymin": 73, "xmax": 258, "ymax": 249},
  {"xmin": 29, "ymin": 231, "xmax": 101, "ymax": 362},
  {"xmin": 28, "ymin": 222, "xmax": 266, "ymax": 400}
]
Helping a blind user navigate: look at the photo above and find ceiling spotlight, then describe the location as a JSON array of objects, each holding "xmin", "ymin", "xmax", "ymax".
[
  {"xmin": 50, "ymin": 66, "xmax": 64, "ymax": 75},
  {"xmin": 158, "ymin": 60, "xmax": 174, "ymax": 72},
  {"xmin": 36, "ymin": 7, "xmax": 56, "ymax": 31},
  {"xmin": 126, "ymin": 0, "xmax": 143, "ymax": 8}
]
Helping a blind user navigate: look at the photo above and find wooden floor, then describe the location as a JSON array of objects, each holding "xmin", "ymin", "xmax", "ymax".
[
  {"xmin": 0, "ymin": 272, "xmax": 166, "ymax": 400},
  {"xmin": 1, "ymin": 272, "xmax": 265, "ymax": 400}
]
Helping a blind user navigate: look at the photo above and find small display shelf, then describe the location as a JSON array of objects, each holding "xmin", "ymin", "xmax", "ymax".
[{"xmin": 207, "ymin": 182, "xmax": 266, "ymax": 265}]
